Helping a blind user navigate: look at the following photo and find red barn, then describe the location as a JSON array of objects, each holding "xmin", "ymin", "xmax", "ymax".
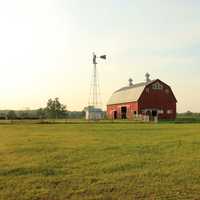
[{"xmin": 107, "ymin": 74, "xmax": 177, "ymax": 120}]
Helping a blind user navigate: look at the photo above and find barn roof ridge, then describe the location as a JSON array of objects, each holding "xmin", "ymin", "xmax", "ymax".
[{"xmin": 114, "ymin": 79, "xmax": 156, "ymax": 93}]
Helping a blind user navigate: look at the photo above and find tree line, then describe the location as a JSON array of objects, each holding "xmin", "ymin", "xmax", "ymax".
[
  {"xmin": 177, "ymin": 111, "xmax": 200, "ymax": 117},
  {"xmin": 0, "ymin": 98, "xmax": 85, "ymax": 120}
]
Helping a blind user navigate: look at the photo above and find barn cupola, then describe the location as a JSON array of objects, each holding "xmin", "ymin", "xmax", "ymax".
[
  {"xmin": 145, "ymin": 73, "xmax": 151, "ymax": 82},
  {"xmin": 128, "ymin": 78, "xmax": 133, "ymax": 87}
]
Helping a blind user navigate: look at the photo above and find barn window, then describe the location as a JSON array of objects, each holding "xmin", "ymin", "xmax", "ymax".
[
  {"xmin": 152, "ymin": 82, "xmax": 163, "ymax": 90},
  {"xmin": 158, "ymin": 110, "xmax": 164, "ymax": 114},
  {"xmin": 167, "ymin": 110, "xmax": 173, "ymax": 114}
]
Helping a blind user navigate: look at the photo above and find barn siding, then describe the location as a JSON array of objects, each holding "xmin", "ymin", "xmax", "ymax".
[{"xmin": 107, "ymin": 102, "xmax": 138, "ymax": 119}]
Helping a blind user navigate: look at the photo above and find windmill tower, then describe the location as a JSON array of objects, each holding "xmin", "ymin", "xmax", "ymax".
[{"xmin": 85, "ymin": 52, "xmax": 106, "ymax": 120}]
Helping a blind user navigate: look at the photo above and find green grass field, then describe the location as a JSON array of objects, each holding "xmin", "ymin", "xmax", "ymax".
[{"xmin": 0, "ymin": 123, "xmax": 200, "ymax": 200}]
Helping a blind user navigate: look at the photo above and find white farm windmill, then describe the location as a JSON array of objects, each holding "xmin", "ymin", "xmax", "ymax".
[{"xmin": 85, "ymin": 52, "xmax": 106, "ymax": 120}]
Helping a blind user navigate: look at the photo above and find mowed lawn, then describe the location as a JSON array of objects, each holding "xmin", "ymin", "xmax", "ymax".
[{"xmin": 0, "ymin": 123, "xmax": 200, "ymax": 200}]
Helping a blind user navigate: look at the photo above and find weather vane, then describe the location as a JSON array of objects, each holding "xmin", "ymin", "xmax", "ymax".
[{"xmin": 92, "ymin": 52, "xmax": 106, "ymax": 65}]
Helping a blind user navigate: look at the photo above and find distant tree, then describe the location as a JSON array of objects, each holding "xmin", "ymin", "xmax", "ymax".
[
  {"xmin": 37, "ymin": 108, "xmax": 46, "ymax": 119},
  {"xmin": 7, "ymin": 110, "xmax": 17, "ymax": 120},
  {"xmin": 186, "ymin": 111, "xmax": 193, "ymax": 116},
  {"xmin": 18, "ymin": 111, "xmax": 29, "ymax": 119},
  {"xmin": 0, "ymin": 112, "xmax": 7, "ymax": 120},
  {"xmin": 66, "ymin": 110, "xmax": 86, "ymax": 119},
  {"xmin": 45, "ymin": 98, "xmax": 66, "ymax": 119}
]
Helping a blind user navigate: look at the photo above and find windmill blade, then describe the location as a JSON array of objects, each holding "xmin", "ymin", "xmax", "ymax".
[{"xmin": 100, "ymin": 55, "xmax": 106, "ymax": 60}]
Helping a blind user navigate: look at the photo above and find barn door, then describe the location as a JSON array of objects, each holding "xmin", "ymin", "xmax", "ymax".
[{"xmin": 121, "ymin": 107, "xmax": 127, "ymax": 119}]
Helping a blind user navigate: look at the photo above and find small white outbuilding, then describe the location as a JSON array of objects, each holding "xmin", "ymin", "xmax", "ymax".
[{"xmin": 84, "ymin": 106, "xmax": 103, "ymax": 120}]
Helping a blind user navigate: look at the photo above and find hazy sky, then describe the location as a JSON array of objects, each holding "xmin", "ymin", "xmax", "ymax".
[{"xmin": 0, "ymin": 0, "xmax": 200, "ymax": 112}]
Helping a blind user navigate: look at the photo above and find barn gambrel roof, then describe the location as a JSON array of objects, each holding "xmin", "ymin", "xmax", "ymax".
[{"xmin": 107, "ymin": 80, "xmax": 155, "ymax": 105}]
